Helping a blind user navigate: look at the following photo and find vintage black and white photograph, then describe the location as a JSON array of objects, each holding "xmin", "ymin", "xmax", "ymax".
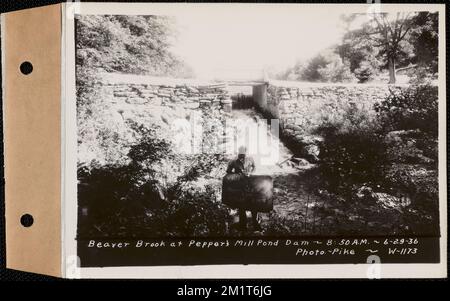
[{"xmin": 71, "ymin": 3, "xmax": 444, "ymax": 269}]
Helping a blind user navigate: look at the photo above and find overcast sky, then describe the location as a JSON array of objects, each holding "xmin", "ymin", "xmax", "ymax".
[
  {"xmin": 163, "ymin": 4, "xmax": 428, "ymax": 79},
  {"xmin": 170, "ymin": 7, "xmax": 350, "ymax": 79}
]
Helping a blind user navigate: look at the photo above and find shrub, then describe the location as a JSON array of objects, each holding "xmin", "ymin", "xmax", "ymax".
[
  {"xmin": 384, "ymin": 164, "xmax": 438, "ymax": 202},
  {"xmin": 161, "ymin": 183, "xmax": 231, "ymax": 237},
  {"xmin": 315, "ymin": 101, "xmax": 379, "ymax": 134},
  {"xmin": 77, "ymin": 108, "xmax": 231, "ymax": 238},
  {"xmin": 383, "ymin": 129, "xmax": 437, "ymax": 165},
  {"xmin": 263, "ymin": 214, "xmax": 306, "ymax": 236},
  {"xmin": 407, "ymin": 66, "xmax": 438, "ymax": 85},
  {"xmin": 317, "ymin": 58, "xmax": 356, "ymax": 83},
  {"xmin": 354, "ymin": 59, "xmax": 380, "ymax": 83},
  {"xmin": 314, "ymin": 104, "xmax": 387, "ymax": 192},
  {"xmin": 302, "ymin": 52, "xmax": 356, "ymax": 83},
  {"xmin": 77, "ymin": 123, "xmax": 174, "ymax": 237},
  {"xmin": 317, "ymin": 130, "xmax": 387, "ymax": 192},
  {"xmin": 383, "ymin": 163, "xmax": 439, "ymax": 235},
  {"xmin": 78, "ymin": 175, "xmax": 230, "ymax": 238},
  {"xmin": 374, "ymin": 84, "xmax": 438, "ymax": 137}
]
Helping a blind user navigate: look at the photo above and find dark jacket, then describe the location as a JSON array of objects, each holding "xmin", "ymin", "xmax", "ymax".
[{"xmin": 226, "ymin": 157, "xmax": 255, "ymax": 175}]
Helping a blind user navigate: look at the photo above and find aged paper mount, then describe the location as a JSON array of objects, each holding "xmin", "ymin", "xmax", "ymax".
[{"xmin": 1, "ymin": 2, "xmax": 447, "ymax": 278}]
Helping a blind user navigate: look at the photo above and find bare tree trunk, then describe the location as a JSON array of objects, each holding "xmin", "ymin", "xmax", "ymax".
[{"xmin": 388, "ymin": 57, "xmax": 396, "ymax": 84}]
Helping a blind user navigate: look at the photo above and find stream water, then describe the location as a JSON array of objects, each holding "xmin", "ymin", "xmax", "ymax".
[
  {"xmin": 226, "ymin": 109, "xmax": 324, "ymax": 234},
  {"xmin": 228, "ymin": 109, "xmax": 297, "ymax": 175}
]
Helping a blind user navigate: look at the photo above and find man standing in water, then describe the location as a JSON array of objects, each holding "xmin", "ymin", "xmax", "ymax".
[{"xmin": 226, "ymin": 146, "xmax": 261, "ymax": 231}]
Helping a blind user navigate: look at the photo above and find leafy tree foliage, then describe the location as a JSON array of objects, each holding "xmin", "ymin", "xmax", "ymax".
[
  {"xmin": 76, "ymin": 15, "xmax": 194, "ymax": 164},
  {"xmin": 75, "ymin": 15, "xmax": 193, "ymax": 77},
  {"xmin": 361, "ymin": 13, "xmax": 415, "ymax": 84},
  {"xmin": 276, "ymin": 12, "xmax": 438, "ymax": 84},
  {"xmin": 410, "ymin": 12, "xmax": 439, "ymax": 73},
  {"xmin": 337, "ymin": 31, "xmax": 382, "ymax": 83},
  {"xmin": 279, "ymin": 51, "xmax": 355, "ymax": 83}
]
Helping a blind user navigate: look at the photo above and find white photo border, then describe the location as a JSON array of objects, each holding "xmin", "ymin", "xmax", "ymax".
[{"xmin": 62, "ymin": 2, "xmax": 447, "ymax": 279}]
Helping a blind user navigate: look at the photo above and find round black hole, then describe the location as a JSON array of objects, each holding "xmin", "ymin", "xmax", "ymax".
[
  {"xmin": 20, "ymin": 61, "xmax": 33, "ymax": 75},
  {"xmin": 20, "ymin": 214, "xmax": 34, "ymax": 227}
]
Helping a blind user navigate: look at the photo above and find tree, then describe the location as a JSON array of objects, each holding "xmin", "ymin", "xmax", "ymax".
[
  {"xmin": 276, "ymin": 60, "xmax": 305, "ymax": 81},
  {"xmin": 276, "ymin": 51, "xmax": 354, "ymax": 83},
  {"xmin": 75, "ymin": 15, "xmax": 193, "ymax": 77},
  {"xmin": 278, "ymin": 12, "xmax": 438, "ymax": 84},
  {"xmin": 317, "ymin": 55, "xmax": 356, "ymax": 83},
  {"xmin": 302, "ymin": 51, "xmax": 355, "ymax": 83},
  {"xmin": 337, "ymin": 31, "xmax": 382, "ymax": 83},
  {"xmin": 353, "ymin": 60, "xmax": 377, "ymax": 83},
  {"xmin": 75, "ymin": 15, "xmax": 194, "ymax": 165},
  {"xmin": 409, "ymin": 12, "xmax": 439, "ymax": 75},
  {"xmin": 356, "ymin": 13, "xmax": 415, "ymax": 84}
]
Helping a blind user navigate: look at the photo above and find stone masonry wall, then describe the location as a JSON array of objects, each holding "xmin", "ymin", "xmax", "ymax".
[
  {"xmin": 104, "ymin": 74, "xmax": 235, "ymax": 154},
  {"xmin": 101, "ymin": 73, "xmax": 233, "ymax": 112},
  {"xmin": 255, "ymin": 80, "xmax": 409, "ymax": 162},
  {"xmin": 78, "ymin": 73, "xmax": 234, "ymax": 165},
  {"xmin": 89, "ymin": 73, "xmax": 411, "ymax": 164}
]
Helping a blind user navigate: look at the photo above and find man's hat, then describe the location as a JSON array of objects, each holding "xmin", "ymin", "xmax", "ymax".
[{"xmin": 238, "ymin": 146, "xmax": 247, "ymax": 155}]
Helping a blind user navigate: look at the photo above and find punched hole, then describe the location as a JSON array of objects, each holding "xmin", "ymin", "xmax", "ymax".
[
  {"xmin": 20, "ymin": 214, "xmax": 34, "ymax": 227},
  {"xmin": 20, "ymin": 61, "xmax": 33, "ymax": 75}
]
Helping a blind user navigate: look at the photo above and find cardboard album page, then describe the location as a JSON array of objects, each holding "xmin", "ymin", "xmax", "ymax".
[
  {"xmin": 2, "ymin": 4, "xmax": 62, "ymax": 277},
  {"xmin": 3, "ymin": 2, "xmax": 447, "ymax": 279}
]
